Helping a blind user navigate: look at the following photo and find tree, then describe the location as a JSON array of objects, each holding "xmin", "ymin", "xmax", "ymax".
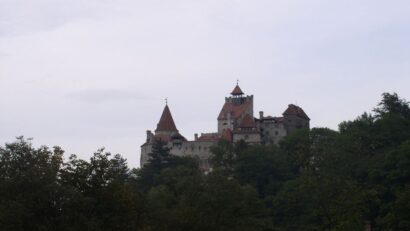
[
  {"xmin": 234, "ymin": 145, "xmax": 294, "ymax": 197},
  {"xmin": 210, "ymin": 140, "xmax": 236, "ymax": 172},
  {"xmin": 195, "ymin": 171, "xmax": 272, "ymax": 231},
  {"xmin": 373, "ymin": 92, "xmax": 410, "ymax": 119},
  {"xmin": 0, "ymin": 137, "xmax": 64, "ymax": 231},
  {"xmin": 59, "ymin": 149, "xmax": 143, "ymax": 231},
  {"xmin": 136, "ymin": 140, "xmax": 172, "ymax": 192}
]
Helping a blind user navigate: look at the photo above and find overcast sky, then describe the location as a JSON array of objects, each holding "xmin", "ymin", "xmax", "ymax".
[{"xmin": 1, "ymin": 0, "xmax": 409, "ymax": 168}]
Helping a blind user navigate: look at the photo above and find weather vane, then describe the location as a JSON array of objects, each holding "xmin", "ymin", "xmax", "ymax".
[
  {"xmin": 236, "ymin": 79, "xmax": 239, "ymax": 85},
  {"xmin": 165, "ymin": 98, "xmax": 168, "ymax": 105}
]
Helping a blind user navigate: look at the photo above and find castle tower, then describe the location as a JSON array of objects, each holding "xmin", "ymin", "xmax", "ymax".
[
  {"xmin": 140, "ymin": 103, "xmax": 186, "ymax": 166},
  {"xmin": 156, "ymin": 104, "xmax": 178, "ymax": 133},
  {"xmin": 217, "ymin": 84, "xmax": 254, "ymax": 134},
  {"xmin": 282, "ymin": 104, "xmax": 310, "ymax": 134},
  {"xmin": 152, "ymin": 103, "xmax": 186, "ymax": 143}
]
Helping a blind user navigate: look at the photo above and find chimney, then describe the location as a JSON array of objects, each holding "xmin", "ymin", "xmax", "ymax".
[
  {"xmin": 259, "ymin": 111, "xmax": 264, "ymax": 119},
  {"xmin": 194, "ymin": 133, "xmax": 198, "ymax": 141},
  {"xmin": 227, "ymin": 112, "xmax": 231, "ymax": 126},
  {"xmin": 146, "ymin": 130, "xmax": 153, "ymax": 142}
]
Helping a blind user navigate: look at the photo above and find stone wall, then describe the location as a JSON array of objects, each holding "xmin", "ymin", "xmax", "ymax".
[
  {"xmin": 258, "ymin": 120, "xmax": 287, "ymax": 145},
  {"xmin": 233, "ymin": 132, "xmax": 261, "ymax": 143},
  {"xmin": 140, "ymin": 140, "xmax": 216, "ymax": 170}
]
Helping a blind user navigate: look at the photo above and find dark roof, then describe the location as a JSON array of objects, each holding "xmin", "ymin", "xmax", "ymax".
[
  {"xmin": 274, "ymin": 117, "xmax": 285, "ymax": 122},
  {"xmin": 231, "ymin": 85, "xmax": 244, "ymax": 95},
  {"xmin": 171, "ymin": 132, "xmax": 187, "ymax": 141},
  {"xmin": 218, "ymin": 100, "xmax": 252, "ymax": 120},
  {"xmin": 153, "ymin": 133, "xmax": 172, "ymax": 142},
  {"xmin": 155, "ymin": 105, "xmax": 178, "ymax": 132},
  {"xmin": 282, "ymin": 104, "xmax": 310, "ymax": 120},
  {"xmin": 260, "ymin": 116, "xmax": 285, "ymax": 123}
]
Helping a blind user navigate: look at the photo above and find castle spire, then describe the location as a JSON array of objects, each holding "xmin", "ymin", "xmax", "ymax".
[
  {"xmin": 155, "ymin": 104, "xmax": 178, "ymax": 132},
  {"xmin": 231, "ymin": 83, "xmax": 244, "ymax": 96}
]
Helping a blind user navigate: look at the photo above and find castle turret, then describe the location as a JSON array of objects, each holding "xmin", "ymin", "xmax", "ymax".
[
  {"xmin": 231, "ymin": 84, "xmax": 244, "ymax": 96},
  {"xmin": 218, "ymin": 84, "xmax": 254, "ymax": 133},
  {"xmin": 156, "ymin": 104, "xmax": 178, "ymax": 133},
  {"xmin": 153, "ymin": 103, "xmax": 186, "ymax": 143},
  {"xmin": 282, "ymin": 104, "xmax": 310, "ymax": 134}
]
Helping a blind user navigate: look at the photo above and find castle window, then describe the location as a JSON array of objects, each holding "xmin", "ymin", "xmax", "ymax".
[
  {"xmin": 275, "ymin": 131, "xmax": 279, "ymax": 135},
  {"xmin": 223, "ymin": 122, "xmax": 227, "ymax": 125}
]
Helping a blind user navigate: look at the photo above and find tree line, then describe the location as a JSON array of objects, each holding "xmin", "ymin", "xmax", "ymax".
[{"xmin": 0, "ymin": 92, "xmax": 409, "ymax": 231}]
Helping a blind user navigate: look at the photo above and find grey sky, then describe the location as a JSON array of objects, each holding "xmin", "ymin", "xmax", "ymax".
[{"xmin": 1, "ymin": 0, "xmax": 409, "ymax": 168}]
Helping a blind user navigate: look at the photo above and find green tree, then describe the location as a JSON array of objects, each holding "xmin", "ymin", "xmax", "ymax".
[
  {"xmin": 234, "ymin": 145, "xmax": 294, "ymax": 197},
  {"xmin": 210, "ymin": 140, "xmax": 235, "ymax": 172},
  {"xmin": 59, "ymin": 150, "xmax": 141, "ymax": 231},
  {"xmin": 136, "ymin": 141, "xmax": 173, "ymax": 192},
  {"xmin": 373, "ymin": 92, "xmax": 410, "ymax": 119},
  {"xmin": 196, "ymin": 171, "xmax": 272, "ymax": 231},
  {"xmin": 0, "ymin": 137, "xmax": 64, "ymax": 231}
]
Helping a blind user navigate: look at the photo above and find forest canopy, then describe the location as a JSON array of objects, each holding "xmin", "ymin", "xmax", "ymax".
[{"xmin": 0, "ymin": 92, "xmax": 409, "ymax": 231}]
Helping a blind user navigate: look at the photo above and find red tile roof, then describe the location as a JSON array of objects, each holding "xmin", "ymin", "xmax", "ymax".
[
  {"xmin": 218, "ymin": 100, "xmax": 252, "ymax": 120},
  {"xmin": 155, "ymin": 105, "xmax": 178, "ymax": 132},
  {"xmin": 231, "ymin": 85, "xmax": 244, "ymax": 95},
  {"xmin": 238, "ymin": 114, "xmax": 257, "ymax": 128},
  {"xmin": 197, "ymin": 133, "xmax": 220, "ymax": 141},
  {"xmin": 282, "ymin": 104, "xmax": 310, "ymax": 120}
]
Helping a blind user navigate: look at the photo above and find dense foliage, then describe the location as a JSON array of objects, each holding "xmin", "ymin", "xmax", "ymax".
[{"xmin": 0, "ymin": 93, "xmax": 409, "ymax": 231}]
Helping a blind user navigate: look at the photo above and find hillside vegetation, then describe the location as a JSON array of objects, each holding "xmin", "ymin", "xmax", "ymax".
[{"xmin": 1, "ymin": 93, "xmax": 409, "ymax": 231}]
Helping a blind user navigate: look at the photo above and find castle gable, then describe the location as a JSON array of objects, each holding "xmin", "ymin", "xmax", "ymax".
[{"xmin": 238, "ymin": 114, "xmax": 257, "ymax": 128}]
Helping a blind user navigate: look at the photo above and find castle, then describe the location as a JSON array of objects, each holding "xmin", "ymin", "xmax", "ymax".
[{"xmin": 140, "ymin": 84, "xmax": 310, "ymax": 170}]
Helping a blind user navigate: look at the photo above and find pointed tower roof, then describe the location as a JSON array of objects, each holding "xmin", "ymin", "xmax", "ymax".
[
  {"xmin": 231, "ymin": 84, "xmax": 244, "ymax": 95},
  {"xmin": 155, "ymin": 105, "xmax": 178, "ymax": 132}
]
